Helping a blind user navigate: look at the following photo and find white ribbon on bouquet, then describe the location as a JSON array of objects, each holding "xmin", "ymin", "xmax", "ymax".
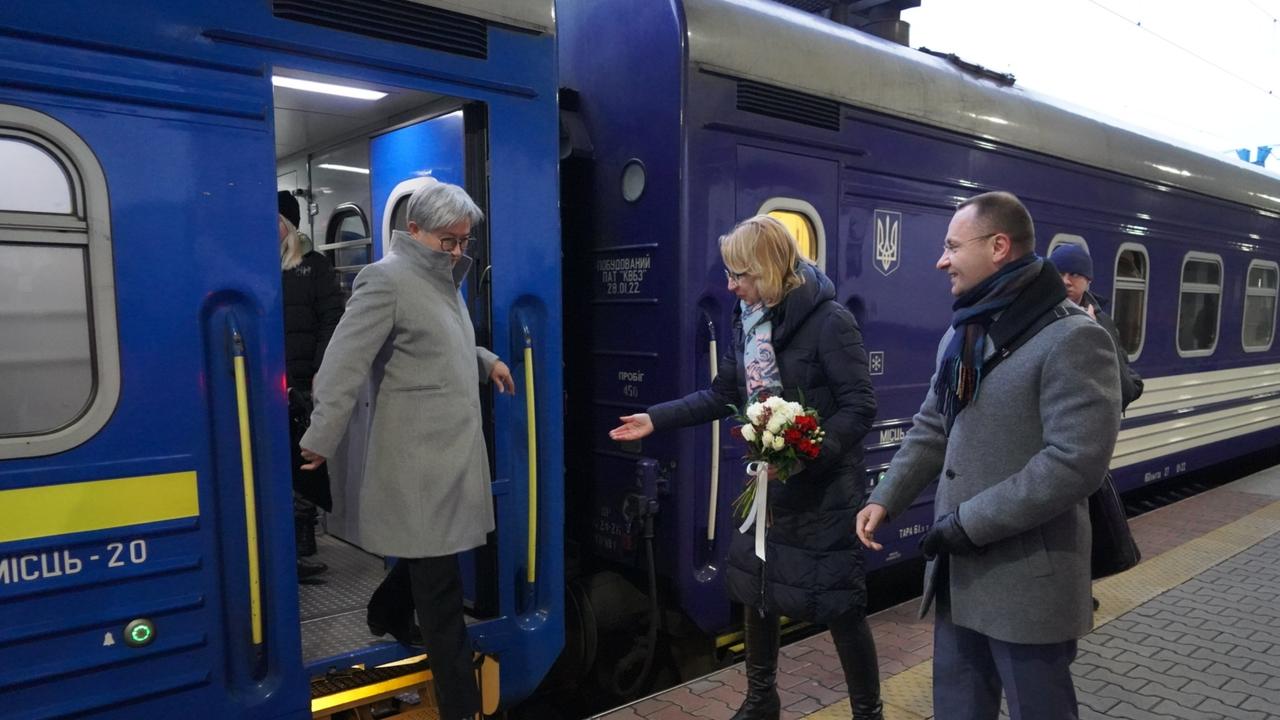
[{"xmin": 738, "ymin": 460, "xmax": 770, "ymax": 561}]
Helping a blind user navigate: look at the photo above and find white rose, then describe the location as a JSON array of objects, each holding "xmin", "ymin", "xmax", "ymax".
[
  {"xmin": 772, "ymin": 435, "xmax": 785, "ymax": 451},
  {"xmin": 746, "ymin": 403, "xmax": 765, "ymax": 425},
  {"xmin": 765, "ymin": 396, "xmax": 786, "ymax": 410},
  {"xmin": 741, "ymin": 424, "xmax": 757, "ymax": 443},
  {"xmin": 761, "ymin": 430, "xmax": 774, "ymax": 447},
  {"xmin": 785, "ymin": 402, "xmax": 804, "ymax": 419}
]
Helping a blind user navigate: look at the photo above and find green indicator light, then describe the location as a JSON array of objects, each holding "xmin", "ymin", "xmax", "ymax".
[{"xmin": 124, "ymin": 619, "xmax": 156, "ymax": 648}]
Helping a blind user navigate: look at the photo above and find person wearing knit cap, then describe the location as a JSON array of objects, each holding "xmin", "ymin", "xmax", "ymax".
[
  {"xmin": 1048, "ymin": 244, "xmax": 1143, "ymax": 409},
  {"xmin": 277, "ymin": 188, "xmax": 345, "ymax": 583},
  {"xmin": 278, "ymin": 189, "xmax": 301, "ymax": 229}
]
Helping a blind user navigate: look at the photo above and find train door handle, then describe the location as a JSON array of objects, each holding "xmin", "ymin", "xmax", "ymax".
[{"xmin": 225, "ymin": 314, "xmax": 265, "ymax": 658}]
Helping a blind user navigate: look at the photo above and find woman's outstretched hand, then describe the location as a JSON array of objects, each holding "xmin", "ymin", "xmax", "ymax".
[{"xmin": 609, "ymin": 413, "xmax": 654, "ymax": 441}]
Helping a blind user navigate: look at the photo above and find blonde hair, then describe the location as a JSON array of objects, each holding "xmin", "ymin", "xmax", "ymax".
[
  {"xmin": 720, "ymin": 215, "xmax": 806, "ymax": 306},
  {"xmin": 280, "ymin": 215, "xmax": 304, "ymax": 270}
]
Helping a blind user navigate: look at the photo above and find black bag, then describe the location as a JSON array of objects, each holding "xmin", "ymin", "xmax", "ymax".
[
  {"xmin": 1088, "ymin": 472, "xmax": 1140, "ymax": 579},
  {"xmin": 981, "ymin": 304, "xmax": 1141, "ymax": 580},
  {"xmin": 288, "ymin": 387, "xmax": 332, "ymax": 512}
]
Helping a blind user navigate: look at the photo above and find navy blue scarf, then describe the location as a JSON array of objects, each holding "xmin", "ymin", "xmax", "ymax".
[{"xmin": 935, "ymin": 254, "xmax": 1043, "ymax": 432}]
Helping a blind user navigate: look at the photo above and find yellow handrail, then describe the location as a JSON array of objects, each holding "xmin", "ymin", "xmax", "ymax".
[
  {"xmin": 708, "ymin": 337, "xmax": 720, "ymax": 543},
  {"xmin": 230, "ymin": 330, "xmax": 263, "ymax": 647},
  {"xmin": 523, "ymin": 341, "xmax": 538, "ymax": 585}
]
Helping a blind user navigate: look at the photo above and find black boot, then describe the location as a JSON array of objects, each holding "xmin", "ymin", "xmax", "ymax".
[
  {"xmin": 297, "ymin": 556, "xmax": 327, "ymax": 584},
  {"xmin": 294, "ymin": 496, "xmax": 319, "ymax": 557},
  {"xmin": 731, "ymin": 610, "xmax": 781, "ymax": 720},
  {"xmin": 829, "ymin": 611, "xmax": 884, "ymax": 720}
]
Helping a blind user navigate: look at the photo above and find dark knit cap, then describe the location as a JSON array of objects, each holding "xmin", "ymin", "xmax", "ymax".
[
  {"xmin": 1049, "ymin": 244, "xmax": 1093, "ymax": 280},
  {"xmin": 278, "ymin": 190, "xmax": 301, "ymax": 228}
]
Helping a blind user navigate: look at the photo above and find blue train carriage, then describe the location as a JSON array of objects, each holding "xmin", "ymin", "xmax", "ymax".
[
  {"xmin": 558, "ymin": 0, "xmax": 1280, "ymax": 654},
  {"xmin": 0, "ymin": 1, "xmax": 562, "ymax": 717}
]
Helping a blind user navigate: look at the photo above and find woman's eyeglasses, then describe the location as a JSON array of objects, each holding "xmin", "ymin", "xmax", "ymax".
[
  {"xmin": 724, "ymin": 268, "xmax": 751, "ymax": 283},
  {"xmin": 436, "ymin": 234, "xmax": 474, "ymax": 252}
]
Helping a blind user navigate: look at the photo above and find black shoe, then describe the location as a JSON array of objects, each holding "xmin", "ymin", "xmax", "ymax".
[
  {"xmin": 297, "ymin": 557, "xmax": 327, "ymax": 578},
  {"xmin": 368, "ymin": 620, "xmax": 425, "ymax": 647},
  {"xmin": 731, "ymin": 610, "xmax": 781, "ymax": 720}
]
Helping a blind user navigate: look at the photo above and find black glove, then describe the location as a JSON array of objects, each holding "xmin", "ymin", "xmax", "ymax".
[{"xmin": 919, "ymin": 511, "xmax": 980, "ymax": 560}]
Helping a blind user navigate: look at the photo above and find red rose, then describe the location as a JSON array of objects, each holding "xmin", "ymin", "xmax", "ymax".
[{"xmin": 730, "ymin": 426, "xmax": 743, "ymax": 440}]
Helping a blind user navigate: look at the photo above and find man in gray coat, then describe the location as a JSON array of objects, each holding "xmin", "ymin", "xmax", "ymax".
[
  {"xmin": 300, "ymin": 181, "xmax": 514, "ymax": 720},
  {"xmin": 855, "ymin": 192, "xmax": 1121, "ymax": 720}
]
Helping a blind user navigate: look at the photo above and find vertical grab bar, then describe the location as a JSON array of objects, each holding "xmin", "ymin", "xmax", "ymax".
[
  {"xmin": 705, "ymin": 315, "xmax": 720, "ymax": 551},
  {"xmin": 227, "ymin": 316, "xmax": 264, "ymax": 649},
  {"xmin": 522, "ymin": 324, "xmax": 538, "ymax": 587}
]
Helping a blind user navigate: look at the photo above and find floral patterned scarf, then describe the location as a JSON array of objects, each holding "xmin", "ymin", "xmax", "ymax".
[{"xmin": 742, "ymin": 300, "xmax": 782, "ymax": 402}]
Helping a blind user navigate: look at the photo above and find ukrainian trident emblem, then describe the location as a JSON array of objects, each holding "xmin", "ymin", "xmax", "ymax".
[{"xmin": 874, "ymin": 209, "xmax": 902, "ymax": 276}]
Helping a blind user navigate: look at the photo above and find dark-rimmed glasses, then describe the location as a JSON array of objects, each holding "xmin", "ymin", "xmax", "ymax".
[{"xmin": 436, "ymin": 234, "xmax": 474, "ymax": 252}]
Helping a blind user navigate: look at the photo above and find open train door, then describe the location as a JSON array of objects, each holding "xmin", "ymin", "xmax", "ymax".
[{"xmin": 346, "ymin": 105, "xmax": 499, "ymax": 617}]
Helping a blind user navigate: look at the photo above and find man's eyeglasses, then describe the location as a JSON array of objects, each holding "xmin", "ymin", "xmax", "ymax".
[
  {"xmin": 941, "ymin": 232, "xmax": 997, "ymax": 256},
  {"xmin": 436, "ymin": 234, "xmax": 474, "ymax": 252},
  {"xmin": 724, "ymin": 268, "xmax": 751, "ymax": 283}
]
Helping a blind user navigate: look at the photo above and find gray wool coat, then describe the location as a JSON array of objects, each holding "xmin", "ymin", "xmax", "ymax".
[
  {"xmin": 869, "ymin": 300, "xmax": 1121, "ymax": 645},
  {"xmin": 301, "ymin": 231, "xmax": 498, "ymax": 558}
]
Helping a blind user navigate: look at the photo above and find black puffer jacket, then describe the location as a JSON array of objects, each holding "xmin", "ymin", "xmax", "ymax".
[
  {"xmin": 1080, "ymin": 290, "xmax": 1143, "ymax": 409},
  {"xmin": 647, "ymin": 263, "xmax": 877, "ymax": 621},
  {"xmin": 283, "ymin": 251, "xmax": 345, "ymax": 391}
]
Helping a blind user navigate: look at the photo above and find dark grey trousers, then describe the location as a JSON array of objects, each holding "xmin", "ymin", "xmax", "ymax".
[
  {"xmin": 403, "ymin": 555, "xmax": 480, "ymax": 719},
  {"xmin": 933, "ymin": 595, "xmax": 1079, "ymax": 720}
]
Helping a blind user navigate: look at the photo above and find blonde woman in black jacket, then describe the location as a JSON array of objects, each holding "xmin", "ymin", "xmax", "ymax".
[{"xmin": 611, "ymin": 216, "xmax": 883, "ymax": 720}]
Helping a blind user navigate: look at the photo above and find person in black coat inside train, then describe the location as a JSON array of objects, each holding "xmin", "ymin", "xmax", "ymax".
[
  {"xmin": 279, "ymin": 190, "xmax": 345, "ymax": 580},
  {"xmin": 1049, "ymin": 244, "xmax": 1144, "ymax": 409},
  {"xmin": 609, "ymin": 216, "xmax": 883, "ymax": 720}
]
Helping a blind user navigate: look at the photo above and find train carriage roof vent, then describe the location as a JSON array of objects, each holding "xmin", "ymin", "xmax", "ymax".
[
  {"xmin": 273, "ymin": 0, "xmax": 487, "ymax": 60},
  {"xmin": 736, "ymin": 80, "xmax": 840, "ymax": 131}
]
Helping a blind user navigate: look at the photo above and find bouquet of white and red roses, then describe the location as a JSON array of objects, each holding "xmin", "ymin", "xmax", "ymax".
[{"xmin": 728, "ymin": 395, "xmax": 824, "ymax": 560}]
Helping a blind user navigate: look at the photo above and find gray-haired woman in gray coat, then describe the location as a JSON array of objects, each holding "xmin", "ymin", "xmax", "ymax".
[{"xmin": 300, "ymin": 181, "xmax": 514, "ymax": 720}]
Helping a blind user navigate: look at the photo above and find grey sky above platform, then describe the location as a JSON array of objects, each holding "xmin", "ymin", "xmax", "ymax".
[{"xmin": 902, "ymin": 0, "xmax": 1280, "ymax": 173}]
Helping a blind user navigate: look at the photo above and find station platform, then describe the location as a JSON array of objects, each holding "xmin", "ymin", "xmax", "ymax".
[{"xmin": 592, "ymin": 467, "xmax": 1280, "ymax": 720}]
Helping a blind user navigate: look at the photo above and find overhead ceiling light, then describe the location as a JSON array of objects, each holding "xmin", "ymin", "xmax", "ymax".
[
  {"xmin": 317, "ymin": 163, "xmax": 370, "ymax": 175},
  {"xmin": 272, "ymin": 76, "xmax": 387, "ymax": 101}
]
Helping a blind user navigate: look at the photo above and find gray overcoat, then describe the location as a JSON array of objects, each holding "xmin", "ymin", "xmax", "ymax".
[
  {"xmin": 301, "ymin": 231, "xmax": 498, "ymax": 558},
  {"xmin": 869, "ymin": 299, "xmax": 1121, "ymax": 644}
]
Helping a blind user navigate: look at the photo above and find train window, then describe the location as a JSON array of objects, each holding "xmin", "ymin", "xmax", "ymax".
[
  {"xmin": 1047, "ymin": 233, "xmax": 1089, "ymax": 256},
  {"xmin": 1242, "ymin": 260, "xmax": 1278, "ymax": 352},
  {"xmin": 1176, "ymin": 252, "xmax": 1223, "ymax": 357},
  {"xmin": 768, "ymin": 211, "xmax": 817, "ymax": 261},
  {"xmin": 757, "ymin": 198, "xmax": 825, "ymax": 269},
  {"xmin": 321, "ymin": 203, "xmax": 372, "ymax": 271},
  {"xmin": 0, "ymin": 105, "xmax": 119, "ymax": 459},
  {"xmin": 391, "ymin": 196, "xmax": 411, "ymax": 236},
  {"xmin": 0, "ymin": 138, "xmax": 74, "ymax": 213},
  {"xmin": 1112, "ymin": 244, "xmax": 1148, "ymax": 360}
]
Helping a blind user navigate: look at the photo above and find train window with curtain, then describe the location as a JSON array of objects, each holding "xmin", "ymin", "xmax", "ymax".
[
  {"xmin": 1242, "ymin": 260, "xmax": 1278, "ymax": 352},
  {"xmin": 768, "ymin": 210, "xmax": 817, "ymax": 262},
  {"xmin": 757, "ymin": 197, "xmax": 826, "ymax": 270},
  {"xmin": 0, "ymin": 106, "xmax": 119, "ymax": 459},
  {"xmin": 1176, "ymin": 252, "xmax": 1223, "ymax": 357},
  {"xmin": 1112, "ymin": 244, "xmax": 1148, "ymax": 360}
]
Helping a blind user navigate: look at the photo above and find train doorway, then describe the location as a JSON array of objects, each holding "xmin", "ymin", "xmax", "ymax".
[{"xmin": 271, "ymin": 68, "xmax": 498, "ymax": 675}]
